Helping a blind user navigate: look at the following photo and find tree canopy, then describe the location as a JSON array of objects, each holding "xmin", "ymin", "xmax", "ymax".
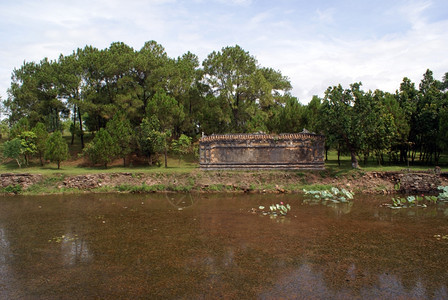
[{"xmin": 1, "ymin": 40, "xmax": 448, "ymax": 169}]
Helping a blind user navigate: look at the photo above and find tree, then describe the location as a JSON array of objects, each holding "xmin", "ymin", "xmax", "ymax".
[
  {"xmin": 149, "ymin": 129, "xmax": 171, "ymax": 168},
  {"xmin": 168, "ymin": 52, "xmax": 202, "ymax": 136},
  {"xmin": 10, "ymin": 117, "xmax": 30, "ymax": 139},
  {"xmin": 45, "ymin": 131, "xmax": 69, "ymax": 169},
  {"xmin": 396, "ymin": 77, "xmax": 418, "ymax": 164},
  {"xmin": 269, "ymin": 96, "xmax": 306, "ymax": 133},
  {"xmin": 171, "ymin": 134, "xmax": 192, "ymax": 165},
  {"xmin": 58, "ymin": 51, "xmax": 86, "ymax": 148},
  {"xmin": 415, "ymin": 69, "xmax": 444, "ymax": 163},
  {"xmin": 132, "ymin": 40, "xmax": 172, "ymax": 125},
  {"xmin": 83, "ymin": 128, "xmax": 119, "ymax": 168},
  {"xmin": 304, "ymin": 96, "xmax": 323, "ymax": 133},
  {"xmin": 0, "ymin": 119, "xmax": 9, "ymax": 141},
  {"xmin": 106, "ymin": 113, "xmax": 133, "ymax": 166},
  {"xmin": 2, "ymin": 138, "xmax": 24, "ymax": 167},
  {"xmin": 145, "ymin": 90, "xmax": 184, "ymax": 167},
  {"xmin": 17, "ymin": 131, "xmax": 37, "ymax": 166},
  {"xmin": 202, "ymin": 45, "xmax": 291, "ymax": 132},
  {"xmin": 138, "ymin": 116, "xmax": 172, "ymax": 168},
  {"xmin": 32, "ymin": 122, "xmax": 49, "ymax": 165},
  {"xmin": 6, "ymin": 58, "xmax": 67, "ymax": 130},
  {"xmin": 321, "ymin": 83, "xmax": 374, "ymax": 169}
]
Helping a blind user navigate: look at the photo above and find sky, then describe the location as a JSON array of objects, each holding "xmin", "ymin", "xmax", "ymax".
[{"xmin": 1, "ymin": 0, "xmax": 448, "ymax": 108}]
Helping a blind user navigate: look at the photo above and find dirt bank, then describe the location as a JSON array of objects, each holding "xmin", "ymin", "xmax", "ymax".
[{"xmin": 2, "ymin": 169, "xmax": 447, "ymax": 195}]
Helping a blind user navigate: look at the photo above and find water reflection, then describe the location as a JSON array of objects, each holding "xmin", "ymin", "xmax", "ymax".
[
  {"xmin": 165, "ymin": 193, "xmax": 197, "ymax": 210},
  {"xmin": 0, "ymin": 193, "xmax": 446, "ymax": 298},
  {"xmin": 0, "ymin": 226, "xmax": 15, "ymax": 299},
  {"xmin": 261, "ymin": 263, "xmax": 448, "ymax": 299},
  {"xmin": 60, "ymin": 233, "xmax": 91, "ymax": 266}
]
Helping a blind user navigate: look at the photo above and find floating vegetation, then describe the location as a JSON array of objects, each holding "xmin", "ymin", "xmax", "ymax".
[
  {"xmin": 384, "ymin": 186, "xmax": 448, "ymax": 209},
  {"xmin": 433, "ymin": 234, "xmax": 448, "ymax": 241},
  {"xmin": 251, "ymin": 202, "xmax": 291, "ymax": 218},
  {"xmin": 48, "ymin": 234, "xmax": 79, "ymax": 243},
  {"xmin": 437, "ymin": 186, "xmax": 448, "ymax": 201},
  {"xmin": 302, "ymin": 187, "xmax": 354, "ymax": 204}
]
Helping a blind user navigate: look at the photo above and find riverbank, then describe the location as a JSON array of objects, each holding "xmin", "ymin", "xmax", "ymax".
[{"xmin": 1, "ymin": 168, "xmax": 447, "ymax": 196}]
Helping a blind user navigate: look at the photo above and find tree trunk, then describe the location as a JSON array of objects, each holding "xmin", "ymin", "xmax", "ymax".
[
  {"xmin": 77, "ymin": 107, "xmax": 84, "ymax": 149},
  {"xmin": 337, "ymin": 144, "xmax": 341, "ymax": 166},
  {"xmin": 71, "ymin": 105, "xmax": 76, "ymax": 145},
  {"xmin": 164, "ymin": 147, "xmax": 168, "ymax": 168},
  {"xmin": 57, "ymin": 160, "xmax": 60, "ymax": 169},
  {"xmin": 350, "ymin": 150, "xmax": 359, "ymax": 169}
]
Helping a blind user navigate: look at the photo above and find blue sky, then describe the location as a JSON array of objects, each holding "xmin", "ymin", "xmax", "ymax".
[{"xmin": 1, "ymin": 0, "xmax": 447, "ymax": 110}]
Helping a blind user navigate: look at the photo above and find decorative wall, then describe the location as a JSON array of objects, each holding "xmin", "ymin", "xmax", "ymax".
[{"xmin": 199, "ymin": 133, "xmax": 325, "ymax": 170}]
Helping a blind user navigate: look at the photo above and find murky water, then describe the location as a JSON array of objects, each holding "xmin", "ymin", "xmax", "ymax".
[{"xmin": 0, "ymin": 193, "xmax": 447, "ymax": 299}]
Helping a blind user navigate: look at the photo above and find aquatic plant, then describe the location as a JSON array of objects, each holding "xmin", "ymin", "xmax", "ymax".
[
  {"xmin": 302, "ymin": 187, "xmax": 354, "ymax": 204},
  {"xmin": 385, "ymin": 186, "xmax": 448, "ymax": 209},
  {"xmin": 48, "ymin": 234, "xmax": 79, "ymax": 243},
  {"xmin": 253, "ymin": 202, "xmax": 291, "ymax": 217},
  {"xmin": 433, "ymin": 234, "xmax": 448, "ymax": 241},
  {"xmin": 437, "ymin": 186, "xmax": 448, "ymax": 201}
]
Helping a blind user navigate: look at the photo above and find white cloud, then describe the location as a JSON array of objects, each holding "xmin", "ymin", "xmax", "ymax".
[
  {"xmin": 0, "ymin": 0, "xmax": 447, "ymax": 107},
  {"xmin": 316, "ymin": 8, "xmax": 335, "ymax": 23},
  {"xmin": 217, "ymin": 0, "xmax": 252, "ymax": 6},
  {"xmin": 398, "ymin": 0, "xmax": 432, "ymax": 30}
]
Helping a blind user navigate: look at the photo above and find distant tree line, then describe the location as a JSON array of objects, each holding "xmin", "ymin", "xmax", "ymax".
[{"xmin": 1, "ymin": 41, "xmax": 448, "ymax": 168}]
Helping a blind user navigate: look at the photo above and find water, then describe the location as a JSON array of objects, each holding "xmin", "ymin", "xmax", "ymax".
[{"xmin": 0, "ymin": 193, "xmax": 447, "ymax": 299}]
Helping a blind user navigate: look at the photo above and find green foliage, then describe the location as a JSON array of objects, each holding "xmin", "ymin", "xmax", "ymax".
[
  {"xmin": 32, "ymin": 122, "xmax": 49, "ymax": 165},
  {"xmin": 2, "ymin": 39, "xmax": 448, "ymax": 169},
  {"xmin": 255, "ymin": 202, "xmax": 292, "ymax": 218},
  {"xmin": 18, "ymin": 131, "xmax": 37, "ymax": 166},
  {"xmin": 0, "ymin": 119, "xmax": 9, "ymax": 140},
  {"xmin": 2, "ymin": 138, "xmax": 24, "ymax": 167},
  {"xmin": 386, "ymin": 186, "xmax": 448, "ymax": 209},
  {"xmin": 437, "ymin": 186, "xmax": 448, "ymax": 201},
  {"xmin": 106, "ymin": 113, "xmax": 133, "ymax": 166},
  {"xmin": 269, "ymin": 96, "xmax": 306, "ymax": 133},
  {"xmin": 45, "ymin": 131, "xmax": 69, "ymax": 169},
  {"xmin": 116, "ymin": 183, "xmax": 165, "ymax": 193},
  {"xmin": 303, "ymin": 187, "xmax": 354, "ymax": 203},
  {"xmin": 83, "ymin": 128, "xmax": 119, "ymax": 168},
  {"xmin": 202, "ymin": 45, "xmax": 291, "ymax": 132},
  {"xmin": 171, "ymin": 134, "xmax": 192, "ymax": 164},
  {"xmin": 2, "ymin": 130, "xmax": 38, "ymax": 167},
  {"xmin": 1, "ymin": 184, "xmax": 22, "ymax": 194}
]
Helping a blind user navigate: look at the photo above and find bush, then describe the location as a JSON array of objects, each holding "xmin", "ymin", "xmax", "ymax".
[{"xmin": 1, "ymin": 184, "xmax": 22, "ymax": 194}]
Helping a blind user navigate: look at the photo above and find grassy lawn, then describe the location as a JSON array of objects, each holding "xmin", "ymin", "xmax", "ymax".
[
  {"xmin": 0, "ymin": 133, "xmax": 199, "ymax": 175},
  {"xmin": 325, "ymin": 151, "xmax": 448, "ymax": 172},
  {"xmin": 0, "ymin": 156, "xmax": 199, "ymax": 176},
  {"xmin": 1, "ymin": 133, "xmax": 447, "ymax": 176}
]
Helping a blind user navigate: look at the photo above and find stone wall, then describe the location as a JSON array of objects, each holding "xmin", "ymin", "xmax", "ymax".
[
  {"xmin": 398, "ymin": 172, "xmax": 441, "ymax": 193},
  {"xmin": 199, "ymin": 133, "xmax": 325, "ymax": 170},
  {"xmin": 0, "ymin": 173, "xmax": 43, "ymax": 189}
]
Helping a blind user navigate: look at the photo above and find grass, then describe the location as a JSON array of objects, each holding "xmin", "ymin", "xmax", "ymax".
[
  {"xmin": 1, "ymin": 136, "xmax": 447, "ymax": 177},
  {"xmin": 325, "ymin": 151, "xmax": 448, "ymax": 172},
  {"xmin": 286, "ymin": 183, "xmax": 335, "ymax": 191},
  {"xmin": 0, "ymin": 155, "xmax": 198, "ymax": 176}
]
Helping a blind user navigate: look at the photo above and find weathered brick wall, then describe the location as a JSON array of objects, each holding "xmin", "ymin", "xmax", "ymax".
[{"xmin": 199, "ymin": 133, "xmax": 325, "ymax": 170}]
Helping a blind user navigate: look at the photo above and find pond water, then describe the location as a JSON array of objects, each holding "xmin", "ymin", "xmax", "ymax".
[{"xmin": 0, "ymin": 193, "xmax": 447, "ymax": 299}]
